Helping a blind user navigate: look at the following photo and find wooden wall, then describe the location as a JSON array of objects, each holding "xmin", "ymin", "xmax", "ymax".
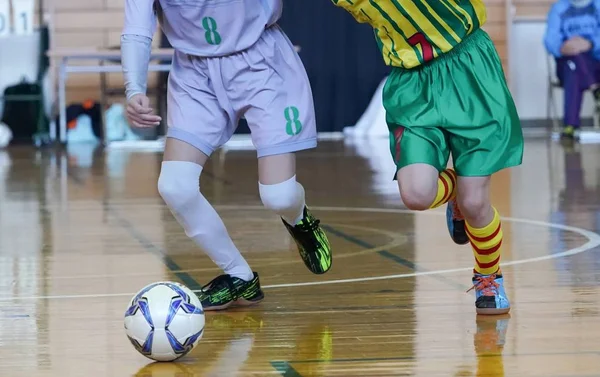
[
  {"xmin": 513, "ymin": 0, "xmax": 554, "ymax": 20},
  {"xmin": 46, "ymin": 0, "xmax": 158, "ymax": 104},
  {"xmin": 483, "ymin": 0, "xmax": 511, "ymax": 75}
]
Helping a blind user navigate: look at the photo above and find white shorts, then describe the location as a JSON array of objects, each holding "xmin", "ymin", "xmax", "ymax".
[{"xmin": 166, "ymin": 25, "xmax": 317, "ymax": 157}]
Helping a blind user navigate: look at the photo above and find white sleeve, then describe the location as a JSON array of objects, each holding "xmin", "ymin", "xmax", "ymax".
[
  {"xmin": 121, "ymin": 34, "xmax": 152, "ymax": 100},
  {"xmin": 121, "ymin": 0, "xmax": 157, "ymax": 99},
  {"xmin": 122, "ymin": 0, "xmax": 157, "ymax": 39}
]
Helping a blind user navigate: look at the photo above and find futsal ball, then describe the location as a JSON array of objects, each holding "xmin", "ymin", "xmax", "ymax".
[
  {"xmin": 0, "ymin": 122, "xmax": 12, "ymax": 148},
  {"xmin": 124, "ymin": 282, "xmax": 205, "ymax": 362}
]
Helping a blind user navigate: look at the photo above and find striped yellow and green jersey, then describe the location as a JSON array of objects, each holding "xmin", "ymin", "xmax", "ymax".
[{"xmin": 331, "ymin": 0, "xmax": 487, "ymax": 69}]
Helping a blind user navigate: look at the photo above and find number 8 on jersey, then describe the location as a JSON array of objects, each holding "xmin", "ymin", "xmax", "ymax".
[{"xmin": 202, "ymin": 17, "xmax": 222, "ymax": 45}]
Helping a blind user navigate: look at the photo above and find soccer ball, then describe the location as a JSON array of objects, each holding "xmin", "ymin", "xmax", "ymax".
[
  {"xmin": 0, "ymin": 122, "xmax": 12, "ymax": 148},
  {"xmin": 124, "ymin": 282, "xmax": 205, "ymax": 362}
]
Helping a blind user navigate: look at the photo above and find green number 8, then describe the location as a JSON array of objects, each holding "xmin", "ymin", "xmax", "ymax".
[
  {"xmin": 284, "ymin": 106, "xmax": 302, "ymax": 136},
  {"xmin": 202, "ymin": 17, "xmax": 222, "ymax": 45}
]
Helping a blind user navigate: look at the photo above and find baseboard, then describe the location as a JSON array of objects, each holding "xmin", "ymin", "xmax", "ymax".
[{"xmin": 520, "ymin": 118, "xmax": 596, "ymax": 128}]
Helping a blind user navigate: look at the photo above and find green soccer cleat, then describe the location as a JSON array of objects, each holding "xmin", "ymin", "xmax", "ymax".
[
  {"xmin": 198, "ymin": 272, "xmax": 264, "ymax": 311},
  {"xmin": 282, "ymin": 207, "xmax": 332, "ymax": 274}
]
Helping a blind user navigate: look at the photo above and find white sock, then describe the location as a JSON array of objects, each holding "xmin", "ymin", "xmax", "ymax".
[
  {"xmin": 158, "ymin": 161, "xmax": 253, "ymax": 281},
  {"xmin": 259, "ymin": 175, "xmax": 306, "ymax": 225}
]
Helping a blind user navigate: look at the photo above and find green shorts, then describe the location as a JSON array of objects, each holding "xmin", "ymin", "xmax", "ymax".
[{"xmin": 384, "ymin": 29, "xmax": 524, "ymax": 177}]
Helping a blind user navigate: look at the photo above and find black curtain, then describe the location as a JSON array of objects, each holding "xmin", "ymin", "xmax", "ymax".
[
  {"xmin": 157, "ymin": 30, "xmax": 172, "ymax": 136},
  {"xmin": 278, "ymin": 2, "xmax": 390, "ymax": 132}
]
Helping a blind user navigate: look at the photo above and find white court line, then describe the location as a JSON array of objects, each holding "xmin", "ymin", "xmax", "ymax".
[{"xmin": 1, "ymin": 206, "xmax": 598, "ymax": 301}]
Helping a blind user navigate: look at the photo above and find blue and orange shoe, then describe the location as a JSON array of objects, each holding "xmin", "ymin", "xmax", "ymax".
[
  {"xmin": 446, "ymin": 198, "xmax": 469, "ymax": 245},
  {"xmin": 468, "ymin": 273, "xmax": 511, "ymax": 315}
]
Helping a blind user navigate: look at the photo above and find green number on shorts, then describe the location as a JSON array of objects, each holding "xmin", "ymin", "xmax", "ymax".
[
  {"xmin": 284, "ymin": 106, "xmax": 302, "ymax": 136},
  {"xmin": 202, "ymin": 17, "xmax": 221, "ymax": 45}
]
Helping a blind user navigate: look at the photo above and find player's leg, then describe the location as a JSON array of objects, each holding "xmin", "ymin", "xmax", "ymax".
[
  {"xmin": 383, "ymin": 62, "xmax": 466, "ymax": 244},
  {"xmin": 392, "ymin": 135, "xmax": 466, "ymax": 246},
  {"xmin": 159, "ymin": 52, "xmax": 263, "ymax": 310},
  {"xmin": 443, "ymin": 29, "xmax": 524, "ymax": 315},
  {"xmin": 569, "ymin": 53, "xmax": 600, "ymax": 131},
  {"xmin": 394, "ymin": 140, "xmax": 466, "ymax": 245},
  {"xmin": 391, "ymin": 126, "xmax": 457, "ymax": 213},
  {"xmin": 258, "ymin": 152, "xmax": 332, "ymax": 275},
  {"xmin": 232, "ymin": 25, "xmax": 331, "ymax": 274},
  {"xmin": 556, "ymin": 55, "xmax": 585, "ymax": 139},
  {"xmin": 257, "ymin": 152, "xmax": 304, "ymax": 225},
  {"xmin": 454, "ymin": 175, "xmax": 509, "ymax": 315}
]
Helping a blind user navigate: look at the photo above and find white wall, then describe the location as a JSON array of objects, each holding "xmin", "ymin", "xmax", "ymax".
[
  {"xmin": 511, "ymin": 20, "xmax": 597, "ymax": 120},
  {"xmin": 0, "ymin": 31, "xmax": 43, "ymax": 117},
  {"xmin": 0, "ymin": 30, "xmax": 54, "ymax": 124}
]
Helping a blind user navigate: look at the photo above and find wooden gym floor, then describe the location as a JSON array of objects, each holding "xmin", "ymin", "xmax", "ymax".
[{"xmin": 0, "ymin": 137, "xmax": 599, "ymax": 377}]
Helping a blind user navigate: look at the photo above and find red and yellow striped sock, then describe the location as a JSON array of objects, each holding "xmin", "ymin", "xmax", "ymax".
[
  {"xmin": 429, "ymin": 169, "xmax": 457, "ymax": 209},
  {"xmin": 466, "ymin": 207, "xmax": 503, "ymax": 275}
]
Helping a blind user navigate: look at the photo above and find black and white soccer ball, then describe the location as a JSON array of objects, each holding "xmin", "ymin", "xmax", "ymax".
[{"xmin": 124, "ymin": 282, "xmax": 205, "ymax": 362}]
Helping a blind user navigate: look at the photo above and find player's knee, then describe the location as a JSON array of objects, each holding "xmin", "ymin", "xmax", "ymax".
[
  {"xmin": 457, "ymin": 193, "xmax": 489, "ymax": 222},
  {"xmin": 456, "ymin": 177, "xmax": 491, "ymax": 222},
  {"xmin": 259, "ymin": 178, "xmax": 304, "ymax": 213},
  {"xmin": 397, "ymin": 164, "xmax": 439, "ymax": 211},
  {"xmin": 400, "ymin": 185, "xmax": 436, "ymax": 211},
  {"xmin": 158, "ymin": 164, "xmax": 200, "ymax": 212}
]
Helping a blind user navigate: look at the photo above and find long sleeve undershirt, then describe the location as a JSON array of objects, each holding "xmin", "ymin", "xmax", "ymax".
[
  {"xmin": 121, "ymin": 34, "xmax": 152, "ymax": 100},
  {"xmin": 121, "ymin": 0, "xmax": 156, "ymax": 100}
]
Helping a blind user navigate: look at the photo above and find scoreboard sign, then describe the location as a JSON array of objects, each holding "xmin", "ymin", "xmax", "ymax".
[{"xmin": 0, "ymin": 0, "xmax": 35, "ymax": 37}]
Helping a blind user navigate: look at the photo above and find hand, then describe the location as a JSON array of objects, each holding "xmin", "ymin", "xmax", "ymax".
[
  {"xmin": 560, "ymin": 39, "xmax": 580, "ymax": 55},
  {"xmin": 561, "ymin": 37, "xmax": 592, "ymax": 56},
  {"xmin": 126, "ymin": 94, "xmax": 162, "ymax": 128},
  {"xmin": 571, "ymin": 36, "xmax": 592, "ymax": 52}
]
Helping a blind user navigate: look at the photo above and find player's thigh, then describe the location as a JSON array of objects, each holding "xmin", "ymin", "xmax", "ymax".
[
  {"xmin": 391, "ymin": 125, "xmax": 450, "ymax": 206},
  {"xmin": 390, "ymin": 124, "xmax": 450, "ymax": 177},
  {"xmin": 233, "ymin": 26, "xmax": 317, "ymax": 158},
  {"xmin": 257, "ymin": 153, "xmax": 296, "ymax": 185},
  {"xmin": 456, "ymin": 175, "xmax": 491, "ymax": 218},
  {"xmin": 163, "ymin": 138, "xmax": 209, "ymax": 166},
  {"xmin": 448, "ymin": 111, "xmax": 523, "ymax": 177},
  {"xmin": 165, "ymin": 52, "xmax": 234, "ymax": 161},
  {"xmin": 441, "ymin": 31, "xmax": 524, "ymax": 177}
]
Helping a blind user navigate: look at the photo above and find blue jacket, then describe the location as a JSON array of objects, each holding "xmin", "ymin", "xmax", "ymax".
[{"xmin": 544, "ymin": 0, "xmax": 600, "ymax": 58}]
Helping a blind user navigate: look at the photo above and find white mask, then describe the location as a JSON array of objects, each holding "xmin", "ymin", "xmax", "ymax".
[{"xmin": 570, "ymin": 0, "xmax": 593, "ymax": 8}]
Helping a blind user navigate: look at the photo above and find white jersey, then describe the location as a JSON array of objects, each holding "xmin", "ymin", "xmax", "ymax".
[{"xmin": 123, "ymin": 0, "xmax": 283, "ymax": 57}]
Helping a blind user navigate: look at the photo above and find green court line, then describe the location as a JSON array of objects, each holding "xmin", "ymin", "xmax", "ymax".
[
  {"xmin": 270, "ymin": 361, "xmax": 304, "ymax": 377},
  {"xmin": 65, "ymin": 166, "xmax": 204, "ymax": 291},
  {"xmin": 321, "ymin": 224, "xmax": 468, "ymax": 290},
  {"xmin": 108, "ymin": 207, "xmax": 203, "ymax": 292}
]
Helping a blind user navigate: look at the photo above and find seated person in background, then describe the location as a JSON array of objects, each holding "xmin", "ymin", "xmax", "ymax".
[{"xmin": 545, "ymin": 0, "xmax": 600, "ymax": 139}]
